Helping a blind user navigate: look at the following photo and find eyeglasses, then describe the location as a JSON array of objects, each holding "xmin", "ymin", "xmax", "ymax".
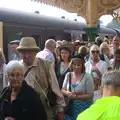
[
  {"xmin": 8, "ymin": 73, "xmax": 23, "ymax": 79},
  {"xmin": 91, "ymin": 51, "xmax": 99, "ymax": 54}
]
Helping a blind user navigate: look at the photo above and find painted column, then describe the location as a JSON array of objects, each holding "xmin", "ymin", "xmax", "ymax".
[
  {"xmin": 0, "ymin": 22, "xmax": 3, "ymax": 49},
  {"xmin": 85, "ymin": 0, "xmax": 99, "ymax": 41}
]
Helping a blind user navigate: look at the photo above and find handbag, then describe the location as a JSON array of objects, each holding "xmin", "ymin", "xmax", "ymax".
[
  {"xmin": 46, "ymin": 84, "xmax": 56, "ymax": 108},
  {"xmin": 64, "ymin": 72, "xmax": 72, "ymax": 115}
]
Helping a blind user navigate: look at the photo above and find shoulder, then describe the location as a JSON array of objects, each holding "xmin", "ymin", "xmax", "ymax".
[
  {"xmin": 37, "ymin": 57, "xmax": 52, "ymax": 69},
  {"xmin": 99, "ymin": 60, "xmax": 107, "ymax": 65},
  {"xmin": 85, "ymin": 61, "xmax": 90, "ymax": 66},
  {"xmin": 22, "ymin": 81, "xmax": 39, "ymax": 98},
  {"xmin": 37, "ymin": 57, "xmax": 52, "ymax": 64},
  {"xmin": 0, "ymin": 87, "xmax": 11, "ymax": 100}
]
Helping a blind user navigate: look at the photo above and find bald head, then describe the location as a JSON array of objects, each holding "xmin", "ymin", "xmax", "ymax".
[{"xmin": 45, "ymin": 39, "xmax": 56, "ymax": 52}]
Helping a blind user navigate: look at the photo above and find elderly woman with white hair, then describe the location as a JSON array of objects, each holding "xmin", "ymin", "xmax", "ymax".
[
  {"xmin": 85, "ymin": 45, "xmax": 108, "ymax": 90},
  {"xmin": 0, "ymin": 60, "xmax": 47, "ymax": 120},
  {"xmin": 77, "ymin": 70, "xmax": 120, "ymax": 120}
]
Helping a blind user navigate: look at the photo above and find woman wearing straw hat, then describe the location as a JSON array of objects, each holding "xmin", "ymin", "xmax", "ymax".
[
  {"xmin": 16, "ymin": 37, "xmax": 65, "ymax": 120},
  {"xmin": 56, "ymin": 43, "xmax": 74, "ymax": 89}
]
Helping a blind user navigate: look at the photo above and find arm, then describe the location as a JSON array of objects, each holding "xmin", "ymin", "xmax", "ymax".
[
  {"xmin": 49, "ymin": 65, "xmax": 65, "ymax": 120},
  {"xmin": 46, "ymin": 54, "xmax": 55, "ymax": 66},
  {"xmin": 61, "ymin": 72, "xmax": 69, "ymax": 96},
  {"xmin": 31, "ymin": 91, "xmax": 47, "ymax": 120},
  {"xmin": 104, "ymin": 55, "xmax": 111, "ymax": 69},
  {"xmin": 61, "ymin": 73, "xmax": 76, "ymax": 98},
  {"xmin": 3, "ymin": 64, "xmax": 10, "ymax": 88}
]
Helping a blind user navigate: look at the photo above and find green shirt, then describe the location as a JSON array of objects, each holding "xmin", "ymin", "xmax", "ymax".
[{"xmin": 77, "ymin": 96, "xmax": 120, "ymax": 120}]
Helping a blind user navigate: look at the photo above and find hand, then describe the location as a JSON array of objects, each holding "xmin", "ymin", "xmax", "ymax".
[
  {"xmin": 91, "ymin": 66, "xmax": 99, "ymax": 72},
  {"xmin": 92, "ymin": 67, "xmax": 101, "ymax": 78},
  {"xmin": 57, "ymin": 112, "xmax": 64, "ymax": 120},
  {"xmin": 5, "ymin": 117, "xmax": 15, "ymax": 120},
  {"xmin": 67, "ymin": 92, "xmax": 76, "ymax": 100}
]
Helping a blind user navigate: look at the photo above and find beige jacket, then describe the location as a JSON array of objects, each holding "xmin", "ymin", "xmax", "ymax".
[{"xmin": 21, "ymin": 58, "xmax": 65, "ymax": 120}]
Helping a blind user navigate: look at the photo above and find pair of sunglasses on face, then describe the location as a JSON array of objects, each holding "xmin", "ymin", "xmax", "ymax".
[{"xmin": 91, "ymin": 51, "xmax": 99, "ymax": 54}]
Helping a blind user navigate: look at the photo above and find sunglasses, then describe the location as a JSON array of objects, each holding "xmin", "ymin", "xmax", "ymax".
[{"xmin": 91, "ymin": 51, "xmax": 99, "ymax": 54}]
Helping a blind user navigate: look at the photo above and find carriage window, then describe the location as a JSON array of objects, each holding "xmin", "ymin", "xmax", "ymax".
[{"xmin": 3, "ymin": 25, "xmax": 45, "ymax": 62}]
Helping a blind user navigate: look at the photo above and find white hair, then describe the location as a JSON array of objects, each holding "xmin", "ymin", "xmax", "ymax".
[
  {"xmin": 6, "ymin": 60, "xmax": 24, "ymax": 73},
  {"xmin": 102, "ymin": 70, "xmax": 120, "ymax": 90}
]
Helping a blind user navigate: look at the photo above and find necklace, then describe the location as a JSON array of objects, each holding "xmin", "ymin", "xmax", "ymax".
[
  {"xmin": 72, "ymin": 72, "xmax": 83, "ymax": 84},
  {"xmin": 61, "ymin": 62, "xmax": 69, "ymax": 68}
]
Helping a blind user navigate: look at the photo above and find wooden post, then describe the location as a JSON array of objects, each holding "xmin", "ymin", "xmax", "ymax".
[{"xmin": 0, "ymin": 22, "xmax": 3, "ymax": 49}]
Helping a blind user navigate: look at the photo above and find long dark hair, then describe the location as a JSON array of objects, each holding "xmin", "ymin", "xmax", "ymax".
[{"xmin": 113, "ymin": 49, "xmax": 120, "ymax": 70}]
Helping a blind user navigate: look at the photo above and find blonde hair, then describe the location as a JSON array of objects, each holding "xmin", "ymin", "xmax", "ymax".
[
  {"xmin": 100, "ymin": 42, "xmax": 111, "ymax": 58},
  {"xmin": 0, "ymin": 48, "xmax": 5, "ymax": 63},
  {"xmin": 90, "ymin": 45, "xmax": 100, "ymax": 53},
  {"xmin": 78, "ymin": 46, "xmax": 88, "ymax": 54}
]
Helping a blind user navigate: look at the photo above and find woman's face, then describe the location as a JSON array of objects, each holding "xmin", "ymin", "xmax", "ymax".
[
  {"xmin": 8, "ymin": 67, "xmax": 24, "ymax": 88},
  {"xmin": 72, "ymin": 59, "xmax": 82, "ymax": 72},
  {"xmin": 61, "ymin": 49, "xmax": 70, "ymax": 61},
  {"xmin": 90, "ymin": 50, "xmax": 100, "ymax": 60}
]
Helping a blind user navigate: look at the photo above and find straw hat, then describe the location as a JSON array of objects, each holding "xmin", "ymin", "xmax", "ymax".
[
  {"xmin": 57, "ymin": 42, "xmax": 75, "ymax": 54},
  {"xmin": 56, "ymin": 40, "xmax": 62, "ymax": 48},
  {"xmin": 17, "ymin": 37, "xmax": 40, "ymax": 51}
]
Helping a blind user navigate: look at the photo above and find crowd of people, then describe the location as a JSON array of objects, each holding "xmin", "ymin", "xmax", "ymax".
[{"xmin": 0, "ymin": 35, "xmax": 120, "ymax": 120}]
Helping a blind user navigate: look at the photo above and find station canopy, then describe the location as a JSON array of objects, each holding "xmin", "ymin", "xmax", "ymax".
[
  {"xmin": 32, "ymin": 0, "xmax": 120, "ymax": 14},
  {"xmin": 32, "ymin": 0, "xmax": 120, "ymax": 26}
]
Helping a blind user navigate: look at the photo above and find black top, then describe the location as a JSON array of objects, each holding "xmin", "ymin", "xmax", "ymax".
[
  {"xmin": 0, "ymin": 81, "xmax": 47, "ymax": 120},
  {"xmin": 56, "ymin": 62, "xmax": 70, "ymax": 89}
]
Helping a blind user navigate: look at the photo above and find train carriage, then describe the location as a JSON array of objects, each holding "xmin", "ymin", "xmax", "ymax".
[{"xmin": 0, "ymin": 8, "xmax": 117, "ymax": 61}]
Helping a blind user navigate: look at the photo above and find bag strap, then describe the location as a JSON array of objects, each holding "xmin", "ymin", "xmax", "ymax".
[
  {"xmin": 69, "ymin": 72, "xmax": 71, "ymax": 92},
  {"xmin": 24, "ymin": 60, "xmax": 48, "ymax": 100},
  {"xmin": 24, "ymin": 64, "xmax": 49, "ymax": 101}
]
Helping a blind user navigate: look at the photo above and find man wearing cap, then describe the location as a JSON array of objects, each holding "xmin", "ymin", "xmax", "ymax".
[
  {"xmin": 9, "ymin": 40, "xmax": 21, "ymax": 61},
  {"xmin": 17, "ymin": 37, "xmax": 65, "ymax": 120}
]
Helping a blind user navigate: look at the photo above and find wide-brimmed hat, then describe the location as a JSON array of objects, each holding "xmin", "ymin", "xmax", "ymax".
[
  {"xmin": 57, "ymin": 42, "xmax": 75, "ymax": 54},
  {"xmin": 17, "ymin": 37, "xmax": 40, "ymax": 51}
]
